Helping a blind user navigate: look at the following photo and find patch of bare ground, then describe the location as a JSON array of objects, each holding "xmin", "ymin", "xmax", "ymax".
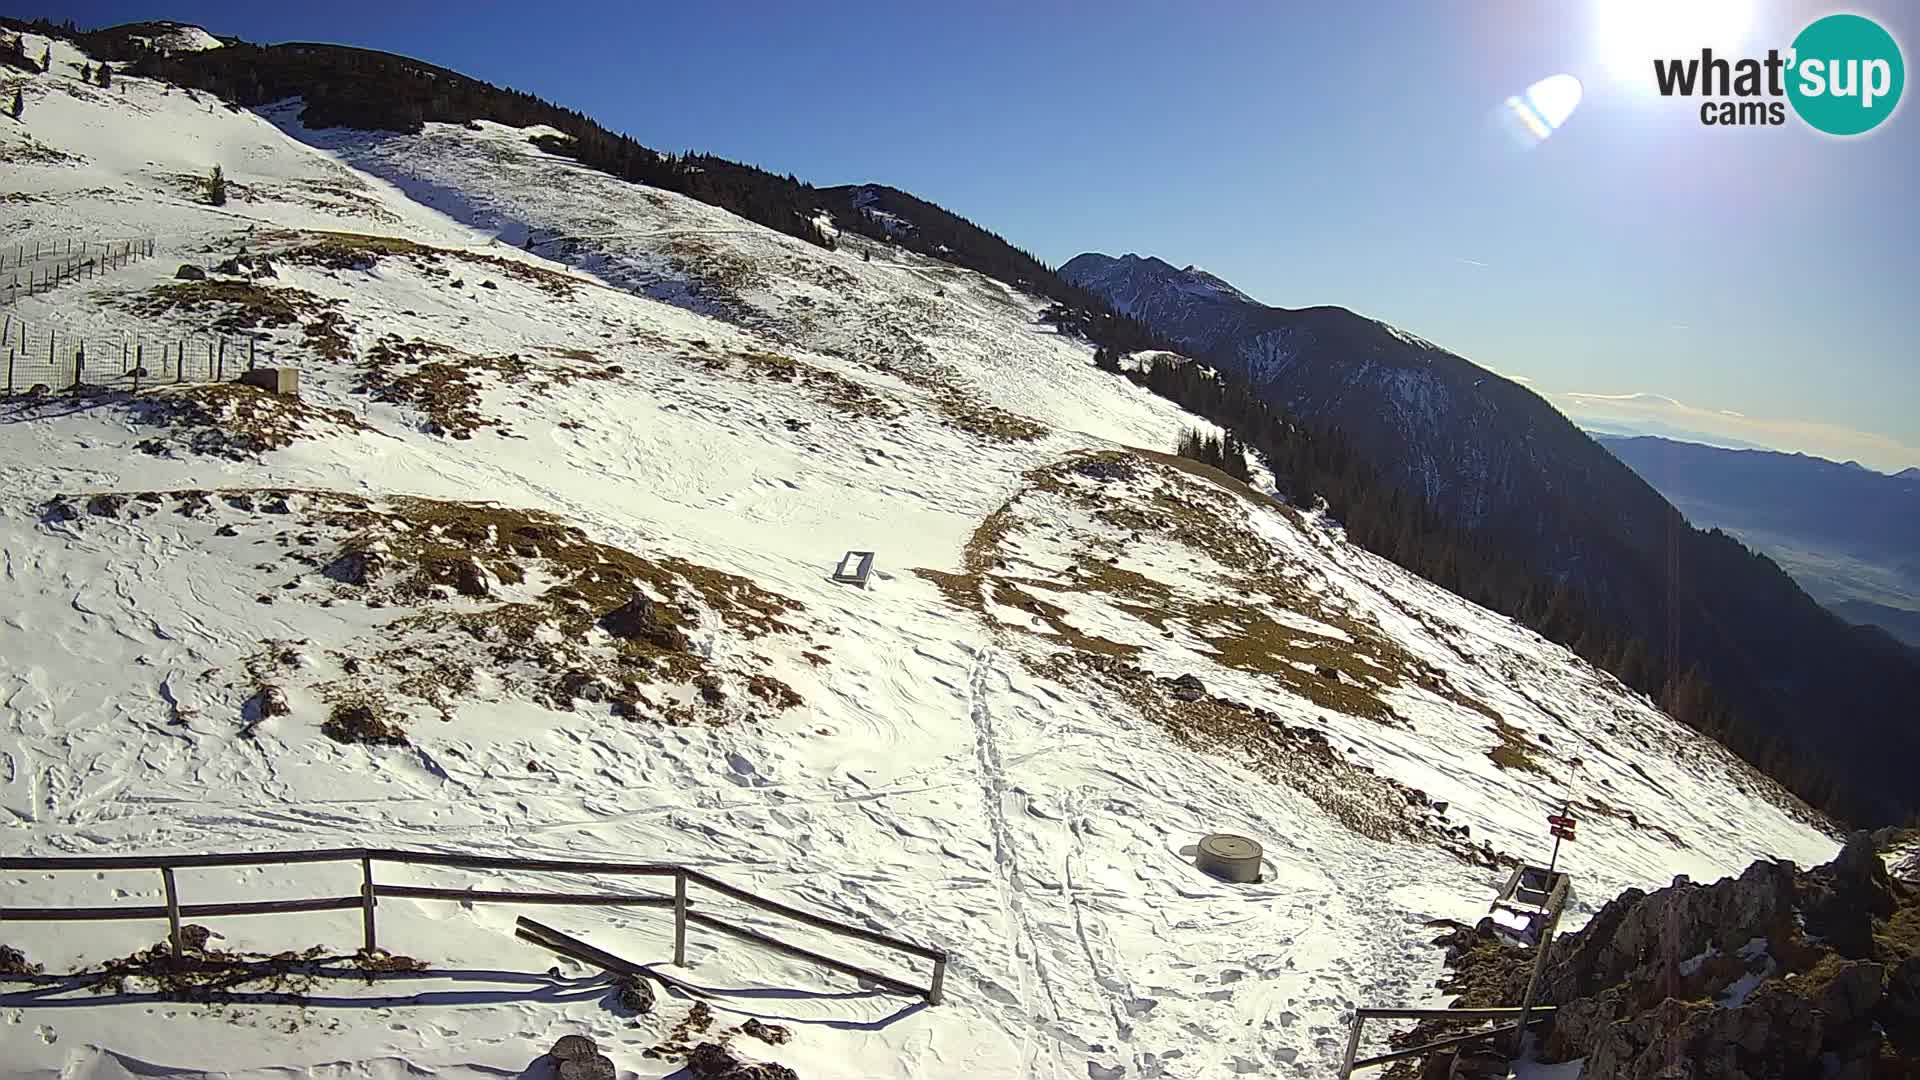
[
  {"xmin": 1038, "ymin": 652, "xmax": 1507, "ymax": 866},
  {"xmin": 717, "ymin": 349, "xmax": 902, "ymax": 421},
  {"xmin": 358, "ymin": 335, "xmax": 622, "ymax": 439},
  {"xmin": 129, "ymin": 383, "xmax": 373, "ymax": 460},
  {"xmin": 1485, "ymin": 714, "xmax": 1548, "ymax": 774},
  {"xmin": 81, "ymin": 930, "xmax": 425, "ymax": 1000},
  {"xmin": 275, "ymin": 230, "xmax": 582, "ymax": 298},
  {"xmin": 303, "ymin": 495, "xmax": 809, "ymax": 725},
  {"xmin": 920, "ymin": 450, "xmax": 1500, "ymax": 725},
  {"xmin": 123, "ymin": 280, "xmax": 355, "ymax": 360},
  {"xmin": 0, "ymin": 134, "xmax": 81, "ymax": 166},
  {"xmin": 52, "ymin": 489, "xmax": 812, "ymax": 736}
]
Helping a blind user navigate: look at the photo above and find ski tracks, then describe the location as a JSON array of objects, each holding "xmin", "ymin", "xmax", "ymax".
[{"xmin": 965, "ymin": 642, "xmax": 1071, "ymax": 1078}]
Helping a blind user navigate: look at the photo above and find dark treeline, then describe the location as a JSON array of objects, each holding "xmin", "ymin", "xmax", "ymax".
[{"xmin": 1175, "ymin": 428, "xmax": 1254, "ymax": 484}]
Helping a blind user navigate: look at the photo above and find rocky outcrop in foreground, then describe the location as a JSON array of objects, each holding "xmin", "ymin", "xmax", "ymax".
[{"xmin": 1417, "ymin": 832, "xmax": 1919, "ymax": 1078}]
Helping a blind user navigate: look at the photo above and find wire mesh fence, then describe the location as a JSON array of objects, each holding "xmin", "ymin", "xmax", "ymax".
[
  {"xmin": 2, "ymin": 313, "xmax": 282, "ymax": 398},
  {"xmin": 1, "ymin": 238, "xmax": 158, "ymax": 306}
]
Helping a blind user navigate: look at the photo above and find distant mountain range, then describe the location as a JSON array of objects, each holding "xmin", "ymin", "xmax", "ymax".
[
  {"xmin": 1062, "ymin": 251, "xmax": 1920, "ymax": 821},
  {"xmin": 1597, "ymin": 434, "xmax": 1920, "ymax": 647}
]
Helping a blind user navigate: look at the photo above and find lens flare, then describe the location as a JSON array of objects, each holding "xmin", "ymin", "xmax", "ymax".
[{"xmin": 1501, "ymin": 73, "xmax": 1584, "ymax": 147}]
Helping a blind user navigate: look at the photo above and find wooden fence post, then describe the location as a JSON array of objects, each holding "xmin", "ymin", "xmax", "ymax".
[
  {"xmin": 248, "ymin": 337, "xmax": 256, "ymax": 371},
  {"xmin": 134, "ymin": 345, "xmax": 142, "ymax": 392},
  {"xmin": 360, "ymin": 856, "xmax": 377, "ymax": 954},
  {"xmin": 178, "ymin": 339, "xmax": 185, "ymax": 384},
  {"xmin": 207, "ymin": 342, "xmax": 213, "ymax": 382},
  {"xmin": 216, "ymin": 339, "xmax": 224, "ymax": 380},
  {"xmin": 5, "ymin": 349, "xmax": 12, "ymax": 397},
  {"xmin": 928, "ymin": 953, "xmax": 947, "ymax": 1005},
  {"xmin": 161, "ymin": 868, "xmax": 183, "ymax": 959},
  {"xmin": 72, "ymin": 343, "xmax": 83, "ymax": 395},
  {"xmin": 674, "ymin": 870, "xmax": 688, "ymax": 965},
  {"xmin": 122, "ymin": 339, "xmax": 128, "ymax": 374}
]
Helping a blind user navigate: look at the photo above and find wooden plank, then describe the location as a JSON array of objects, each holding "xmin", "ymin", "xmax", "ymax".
[
  {"xmin": 161, "ymin": 869, "xmax": 182, "ymax": 958},
  {"xmin": 685, "ymin": 910, "xmax": 928, "ymax": 1000},
  {"xmin": 1350, "ymin": 1019, "xmax": 1548, "ymax": 1069},
  {"xmin": 366, "ymin": 849, "xmax": 680, "ymax": 877},
  {"xmin": 374, "ymin": 884, "xmax": 676, "ymax": 907},
  {"xmin": 513, "ymin": 917, "xmax": 706, "ymax": 999},
  {"xmin": 673, "ymin": 871, "xmax": 687, "ymax": 966},
  {"xmin": 683, "ymin": 869, "xmax": 946, "ymax": 962},
  {"xmin": 361, "ymin": 857, "xmax": 377, "ymax": 954},
  {"xmin": 0, "ymin": 848, "xmax": 369, "ymax": 871},
  {"xmin": 1354, "ymin": 1006, "xmax": 1557, "ymax": 1022},
  {"xmin": 0, "ymin": 896, "xmax": 364, "ymax": 921}
]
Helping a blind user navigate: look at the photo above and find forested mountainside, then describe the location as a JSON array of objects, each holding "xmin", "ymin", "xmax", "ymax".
[{"xmin": 1062, "ymin": 255, "xmax": 1920, "ymax": 826}]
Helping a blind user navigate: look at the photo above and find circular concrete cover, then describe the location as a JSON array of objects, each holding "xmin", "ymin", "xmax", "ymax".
[{"xmin": 1196, "ymin": 833, "xmax": 1264, "ymax": 882}]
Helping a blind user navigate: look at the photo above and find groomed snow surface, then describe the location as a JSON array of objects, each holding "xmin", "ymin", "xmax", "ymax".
[{"xmin": 1, "ymin": 33, "xmax": 1837, "ymax": 1080}]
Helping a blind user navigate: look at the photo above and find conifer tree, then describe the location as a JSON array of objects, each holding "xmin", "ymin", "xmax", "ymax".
[
  {"xmin": 81, "ymin": 63, "xmax": 91, "ymax": 82},
  {"xmin": 40, "ymin": 47, "xmax": 50, "ymax": 73},
  {"xmin": 207, "ymin": 164, "xmax": 227, "ymax": 206},
  {"xmin": 9, "ymin": 88, "xmax": 21, "ymax": 120},
  {"xmin": 96, "ymin": 63, "xmax": 111, "ymax": 88}
]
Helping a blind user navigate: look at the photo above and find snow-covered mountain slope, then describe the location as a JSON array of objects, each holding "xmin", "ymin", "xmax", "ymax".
[{"xmin": 1, "ymin": 36, "xmax": 1836, "ymax": 1080}]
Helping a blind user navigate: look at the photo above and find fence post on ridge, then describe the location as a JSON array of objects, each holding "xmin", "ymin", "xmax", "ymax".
[
  {"xmin": 674, "ymin": 870, "xmax": 688, "ymax": 966},
  {"xmin": 161, "ymin": 868, "xmax": 183, "ymax": 959},
  {"xmin": 360, "ymin": 856, "xmax": 378, "ymax": 954}
]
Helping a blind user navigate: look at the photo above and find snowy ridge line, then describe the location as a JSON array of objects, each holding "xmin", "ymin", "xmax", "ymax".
[{"xmin": 0, "ymin": 844, "xmax": 951, "ymax": 999}]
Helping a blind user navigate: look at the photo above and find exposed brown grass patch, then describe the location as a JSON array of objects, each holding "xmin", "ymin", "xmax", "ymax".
[
  {"xmin": 322, "ymin": 697, "xmax": 407, "ymax": 746},
  {"xmin": 131, "ymin": 383, "xmax": 371, "ymax": 460},
  {"xmin": 1486, "ymin": 716, "xmax": 1547, "ymax": 774}
]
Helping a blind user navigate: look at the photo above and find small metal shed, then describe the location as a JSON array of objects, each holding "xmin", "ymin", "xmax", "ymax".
[{"xmin": 832, "ymin": 550, "xmax": 876, "ymax": 588}]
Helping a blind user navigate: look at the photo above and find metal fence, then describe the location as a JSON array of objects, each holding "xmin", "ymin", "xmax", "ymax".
[
  {"xmin": 2, "ymin": 238, "xmax": 156, "ymax": 306},
  {"xmin": 0, "ymin": 846, "xmax": 949, "ymax": 1005},
  {"xmin": 2, "ymin": 314, "xmax": 280, "ymax": 397}
]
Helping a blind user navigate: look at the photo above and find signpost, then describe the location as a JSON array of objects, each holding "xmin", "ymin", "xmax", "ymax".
[{"xmin": 1512, "ymin": 804, "xmax": 1576, "ymax": 1056}]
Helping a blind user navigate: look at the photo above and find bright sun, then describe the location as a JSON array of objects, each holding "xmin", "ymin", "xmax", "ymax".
[{"xmin": 1593, "ymin": 0, "xmax": 1757, "ymax": 93}]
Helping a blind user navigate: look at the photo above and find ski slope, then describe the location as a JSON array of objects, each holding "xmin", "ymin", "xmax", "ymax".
[{"xmin": 0, "ymin": 31, "xmax": 1837, "ymax": 1080}]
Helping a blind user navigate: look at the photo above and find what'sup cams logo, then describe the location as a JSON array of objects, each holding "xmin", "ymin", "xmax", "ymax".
[{"xmin": 1654, "ymin": 13, "xmax": 1904, "ymax": 134}]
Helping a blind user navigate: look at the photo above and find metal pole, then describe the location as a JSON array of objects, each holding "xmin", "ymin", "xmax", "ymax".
[
  {"xmin": 360, "ymin": 856, "xmax": 377, "ymax": 954},
  {"xmin": 673, "ymin": 870, "xmax": 687, "ymax": 965},
  {"xmin": 161, "ymin": 868, "xmax": 183, "ymax": 959}
]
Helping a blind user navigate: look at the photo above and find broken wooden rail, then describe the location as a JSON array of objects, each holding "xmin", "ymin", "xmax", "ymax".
[
  {"xmin": 1338, "ymin": 1005, "xmax": 1559, "ymax": 1077},
  {"xmin": 0, "ymin": 847, "xmax": 947, "ymax": 1004}
]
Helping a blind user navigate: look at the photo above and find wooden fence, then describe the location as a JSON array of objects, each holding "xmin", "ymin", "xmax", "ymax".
[
  {"xmin": 2, "ymin": 238, "xmax": 156, "ymax": 306},
  {"xmin": 1, "ymin": 313, "xmax": 279, "ymax": 397},
  {"xmin": 0, "ymin": 847, "xmax": 948, "ymax": 1005}
]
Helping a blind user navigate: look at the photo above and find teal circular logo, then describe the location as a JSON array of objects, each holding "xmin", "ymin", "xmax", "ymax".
[{"xmin": 1787, "ymin": 14, "xmax": 1904, "ymax": 135}]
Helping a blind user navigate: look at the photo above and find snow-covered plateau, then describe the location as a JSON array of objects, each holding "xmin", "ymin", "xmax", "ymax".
[{"xmin": 0, "ymin": 30, "xmax": 1835, "ymax": 1080}]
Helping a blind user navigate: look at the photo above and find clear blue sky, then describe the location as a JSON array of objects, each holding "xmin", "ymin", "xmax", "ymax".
[{"xmin": 37, "ymin": 0, "xmax": 1920, "ymax": 468}]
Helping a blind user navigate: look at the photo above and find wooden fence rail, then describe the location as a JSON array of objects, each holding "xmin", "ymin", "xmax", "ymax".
[{"xmin": 0, "ymin": 847, "xmax": 948, "ymax": 1004}]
